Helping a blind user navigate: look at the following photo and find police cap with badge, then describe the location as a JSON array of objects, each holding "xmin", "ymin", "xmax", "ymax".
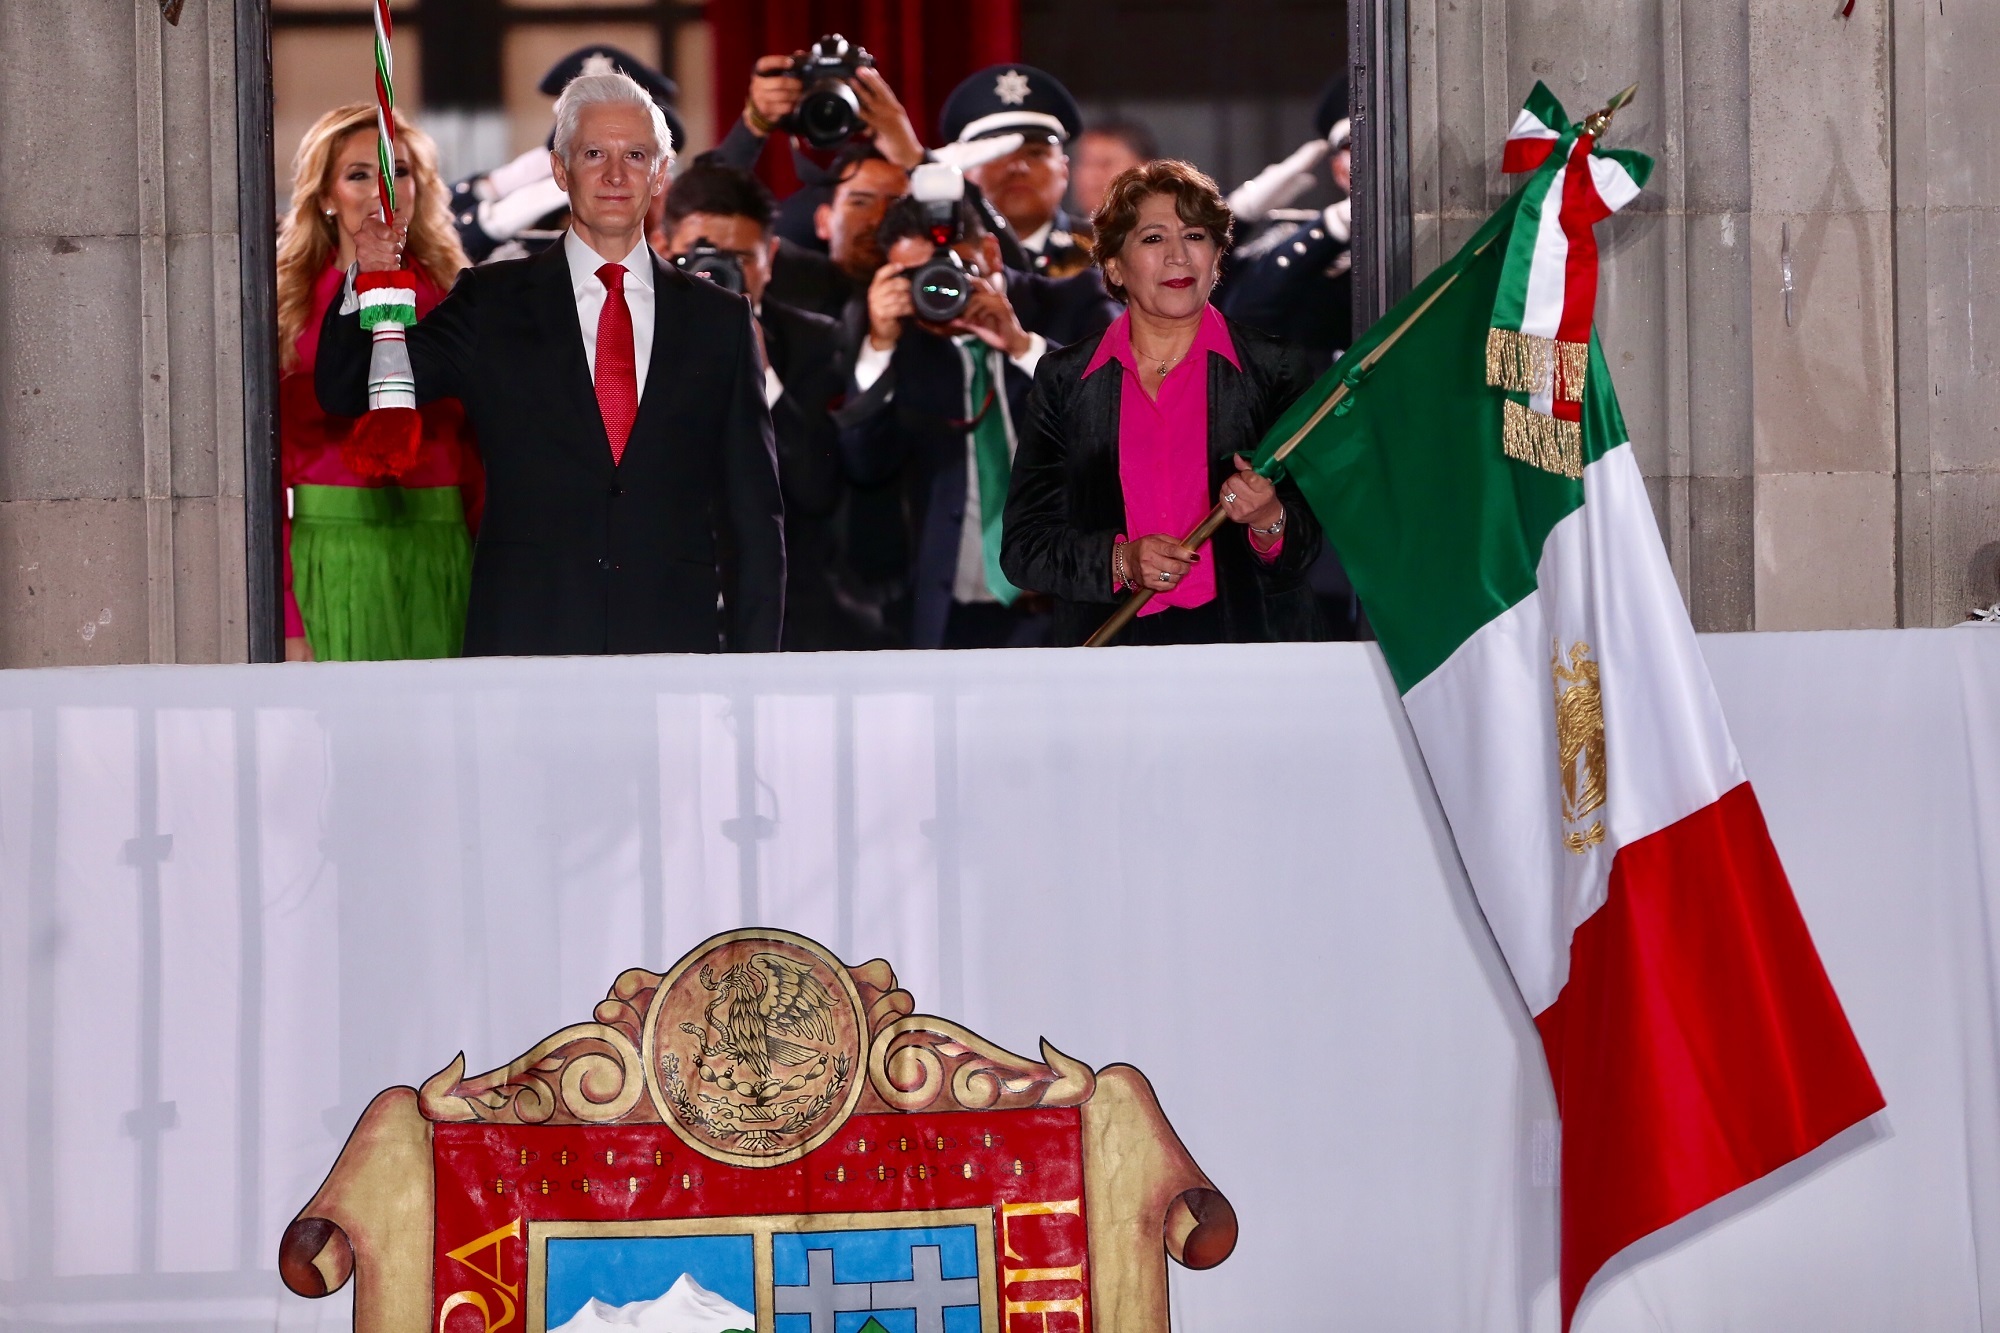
[
  {"xmin": 935, "ymin": 64, "xmax": 1090, "ymax": 277},
  {"xmin": 449, "ymin": 45, "xmax": 686, "ymax": 265}
]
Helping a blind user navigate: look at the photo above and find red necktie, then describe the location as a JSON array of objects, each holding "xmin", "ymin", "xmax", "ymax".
[{"xmin": 594, "ymin": 262, "xmax": 638, "ymax": 464}]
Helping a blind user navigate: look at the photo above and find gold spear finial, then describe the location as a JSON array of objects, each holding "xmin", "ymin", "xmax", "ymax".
[{"xmin": 1581, "ymin": 84, "xmax": 1638, "ymax": 138}]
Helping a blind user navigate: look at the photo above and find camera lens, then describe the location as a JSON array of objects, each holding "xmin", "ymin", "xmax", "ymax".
[
  {"xmin": 674, "ymin": 246, "xmax": 746, "ymax": 296},
  {"xmin": 909, "ymin": 255, "xmax": 972, "ymax": 323},
  {"xmin": 795, "ymin": 79, "xmax": 862, "ymax": 148}
]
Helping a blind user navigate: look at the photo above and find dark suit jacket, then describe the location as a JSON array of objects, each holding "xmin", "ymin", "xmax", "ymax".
[
  {"xmin": 1220, "ymin": 215, "xmax": 1354, "ymax": 373},
  {"xmin": 832, "ymin": 268, "xmax": 1121, "ymax": 648},
  {"xmin": 761, "ymin": 299, "xmax": 884, "ymax": 650},
  {"xmin": 1000, "ymin": 314, "xmax": 1327, "ymax": 646},
  {"xmin": 1007, "ymin": 267, "xmax": 1124, "ymax": 350},
  {"xmin": 835, "ymin": 329, "xmax": 1037, "ymax": 649},
  {"xmin": 316, "ymin": 244, "xmax": 784, "ymax": 655},
  {"xmin": 767, "ymin": 239, "xmax": 858, "ymax": 324}
]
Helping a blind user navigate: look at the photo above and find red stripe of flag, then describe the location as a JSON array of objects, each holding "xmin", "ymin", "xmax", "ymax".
[{"xmin": 1534, "ymin": 781, "xmax": 1884, "ymax": 1329}]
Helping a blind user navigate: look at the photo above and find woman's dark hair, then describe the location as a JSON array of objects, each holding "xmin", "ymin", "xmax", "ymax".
[
  {"xmin": 876, "ymin": 194, "xmax": 988, "ymax": 253},
  {"xmin": 1089, "ymin": 159, "xmax": 1233, "ymax": 302},
  {"xmin": 662, "ymin": 153, "xmax": 777, "ymax": 232}
]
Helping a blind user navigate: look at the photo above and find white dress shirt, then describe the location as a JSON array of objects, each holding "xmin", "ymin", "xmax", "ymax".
[{"xmin": 565, "ymin": 230, "xmax": 656, "ymax": 401}]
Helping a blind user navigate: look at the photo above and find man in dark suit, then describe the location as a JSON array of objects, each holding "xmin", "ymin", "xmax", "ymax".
[
  {"xmin": 320, "ymin": 71, "xmax": 784, "ymax": 655},
  {"xmin": 837, "ymin": 175, "xmax": 1121, "ymax": 648},
  {"xmin": 654, "ymin": 157, "xmax": 890, "ymax": 650}
]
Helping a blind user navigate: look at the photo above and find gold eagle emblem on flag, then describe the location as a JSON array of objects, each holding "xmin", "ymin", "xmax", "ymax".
[{"xmin": 1552, "ymin": 639, "xmax": 1607, "ymax": 853}]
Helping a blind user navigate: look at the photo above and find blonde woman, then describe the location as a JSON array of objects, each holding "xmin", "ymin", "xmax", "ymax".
[{"xmin": 276, "ymin": 103, "xmax": 481, "ymax": 661}]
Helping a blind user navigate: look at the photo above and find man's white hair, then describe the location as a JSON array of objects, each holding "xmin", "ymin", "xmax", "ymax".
[{"xmin": 551, "ymin": 71, "xmax": 675, "ymax": 171}]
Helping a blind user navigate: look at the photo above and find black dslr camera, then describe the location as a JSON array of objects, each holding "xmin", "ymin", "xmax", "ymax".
[
  {"xmin": 904, "ymin": 164, "xmax": 975, "ymax": 323},
  {"xmin": 778, "ymin": 34, "xmax": 876, "ymax": 149},
  {"xmin": 672, "ymin": 238, "xmax": 745, "ymax": 296}
]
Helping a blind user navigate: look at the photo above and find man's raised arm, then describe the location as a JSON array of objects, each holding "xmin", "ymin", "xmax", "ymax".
[{"xmin": 315, "ymin": 213, "xmax": 477, "ymax": 417}]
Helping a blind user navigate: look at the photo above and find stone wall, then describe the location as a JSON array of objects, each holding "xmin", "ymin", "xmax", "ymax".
[
  {"xmin": 1409, "ymin": 0, "xmax": 1999, "ymax": 628},
  {"xmin": 0, "ymin": 0, "xmax": 248, "ymax": 666}
]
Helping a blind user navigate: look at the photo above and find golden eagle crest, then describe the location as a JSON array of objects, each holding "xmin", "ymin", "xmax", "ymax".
[
  {"xmin": 1552, "ymin": 639, "xmax": 1607, "ymax": 854},
  {"xmin": 645, "ymin": 932, "xmax": 867, "ymax": 1166}
]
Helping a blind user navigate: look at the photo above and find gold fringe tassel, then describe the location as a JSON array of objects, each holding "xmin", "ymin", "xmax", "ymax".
[
  {"xmin": 1554, "ymin": 339, "xmax": 1589, "ymax": 404},
  {"xmin": 1487, "ymin": 328, "xmax": 1591, "ymax": 403},
  {"xmin": 1486, "ymin": 327, "xmax": 1554, "ymax": 394},
  {"xmin": 1502, "ymin": 398, "xmax": 1584, "ymax": 480}
]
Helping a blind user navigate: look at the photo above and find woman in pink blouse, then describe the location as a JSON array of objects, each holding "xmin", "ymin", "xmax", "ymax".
[{"xmin": 1000, "ymin": 160, "xmax": 1327, "ymax": 645}]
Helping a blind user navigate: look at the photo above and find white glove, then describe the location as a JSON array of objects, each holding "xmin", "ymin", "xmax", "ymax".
[
  {"xmin": 477, "ymin": 176, "xmax": 570, "ymax": 242},
  {"xmin": 1227, "ymin": 138, "xmax": 1331, "ymax": 222},
  {"xmin": 478, "ymin": 146, "xmax": 554, "ymax": 201}
]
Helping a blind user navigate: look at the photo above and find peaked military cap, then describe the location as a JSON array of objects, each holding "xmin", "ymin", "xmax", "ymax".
[
  {"xmin": 539, "ymin": 45, "xmax": 685, "ymax": 151},
  {"xmin": 1314, "ymin": 77, "xmax": 1349, "ymax": 142},
  {"xmin": 938, "ymin": 64, "xmax": 1083, "ymax": 147}
]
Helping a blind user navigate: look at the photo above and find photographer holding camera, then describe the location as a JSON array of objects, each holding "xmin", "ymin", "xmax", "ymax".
[
  {"xmin": 655, "ymin": 157, "xmax": 883, "ymax": 650},
  {"xmin": 712, "ymin": 36, "xmax": 925, "ymax": 253},
  {"xmin": 837, "ymin": 166, "xmax": 1119, "ymax": 649},
  {"xmin": 759, "ymin": 143, "xmax": 910, "ymax": 325}
]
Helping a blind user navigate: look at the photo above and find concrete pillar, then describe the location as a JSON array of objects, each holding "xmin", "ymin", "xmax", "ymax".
[
  {"xmin": 1404, "ymin": 0, "xmax": 1964, "ymax": 629},
  {"xmin": 1747, "ymin": 0, "xmax": 1896, "ymax": 630},
  {"xmin": 0, "ymin": 0, "xmax": 248, "ymax": 666},
  {"xmin": 1890, "ymin": 0, "xmax": 2000, "ymax": 624}
]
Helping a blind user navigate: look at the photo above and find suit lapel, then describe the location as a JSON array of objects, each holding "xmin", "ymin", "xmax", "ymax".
[
  {"xmin": 624, "ymin": 258, "xmax": 702, "ymax": 465},
  {"xmin": 533, "ymin": 243, "xmax": 612, "ymax": 468}
]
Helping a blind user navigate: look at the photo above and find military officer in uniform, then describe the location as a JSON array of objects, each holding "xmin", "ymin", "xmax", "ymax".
[
  {"xmin": 447, "ymin": 45, "xmax": 685, "ymax": 265},
  {"xmin": 938, "ymin": 65, "xmax": 1092, "ymax": 279},
  {"xmin": 1218, "ymin": 79, "xmax": 1354, "ymax": 371}
]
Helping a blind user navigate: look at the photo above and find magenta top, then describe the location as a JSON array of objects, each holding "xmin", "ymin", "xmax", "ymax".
[{"xmin": 1084, "ymin": 304, "xmax": 1277, "ymax": 616}]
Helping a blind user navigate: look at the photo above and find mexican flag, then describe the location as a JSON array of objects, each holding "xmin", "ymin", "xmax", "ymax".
[{"xmin": 1258, "ymin": 86, "xmax": 1884, "ymax": 1327}]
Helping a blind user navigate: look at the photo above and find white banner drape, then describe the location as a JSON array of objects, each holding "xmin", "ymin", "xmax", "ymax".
[{"xmin": 0, "ymin": 630, "xmax": 1995, "ymax": 1331}]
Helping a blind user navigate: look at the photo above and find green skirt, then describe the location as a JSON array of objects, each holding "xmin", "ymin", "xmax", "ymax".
[{"xmin": 292, "ymin": 484, "xmax": 472, "ymax": 661}]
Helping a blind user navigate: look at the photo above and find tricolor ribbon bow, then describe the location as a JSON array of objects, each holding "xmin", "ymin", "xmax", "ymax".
[{"xmin": 1487, "ymin": 82, "xmax": 1652, "ymax": 478}]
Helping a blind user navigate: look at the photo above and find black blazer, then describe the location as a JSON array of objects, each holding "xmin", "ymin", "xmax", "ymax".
[
  {"xmin": 761, "ymin": 299, "xmax": 882, "ymax": 650},
  {"xmin": 1000, "ymin": 314, "xmax": 1327, "ymax": 646},
  {"xmin": 316, "ymin": 244, "xmax": 784, "ymax": 655},
  {"xmin": 766, "ymin": 238, "xmax": 858, "ymax": 323},
  {"xmin": 832, "ymin": 270, "xmax": 1121, "ymax": 648},
  {"xmin": 834, "ymin": 328, "xmax": 1040, "ymax": 649}
]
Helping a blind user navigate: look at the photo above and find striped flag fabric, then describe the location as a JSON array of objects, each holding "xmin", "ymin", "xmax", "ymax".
[{"xmin": 1257, "ymin": 90, "xmax": 1884, "ymax": 1328}]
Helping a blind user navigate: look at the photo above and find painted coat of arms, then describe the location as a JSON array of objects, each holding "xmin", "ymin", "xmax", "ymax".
[{"xmin": 280, "ymin": 929, "xmax": 1234, "ymax": 1333}]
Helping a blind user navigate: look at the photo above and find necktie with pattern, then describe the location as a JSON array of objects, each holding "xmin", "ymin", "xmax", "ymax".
[{"xmin": 594, "ymin": 262, "xmax": 638, "ymax": 464}]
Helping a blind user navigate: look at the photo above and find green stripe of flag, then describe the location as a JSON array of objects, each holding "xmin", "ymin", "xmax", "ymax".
[{"xmin": 1254, "ymin": 187, "xmax": 1623, "ymax": 693}]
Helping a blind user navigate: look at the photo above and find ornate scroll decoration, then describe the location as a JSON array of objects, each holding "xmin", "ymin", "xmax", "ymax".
[
  {"xmin": 418, "ymin": 1022, "xmax": 651, "ymax": 1125},
  {"xmin": 1553, "ymin": 638, "xmax": 1608, "ymax": 853},
  {"xmin": 865, "ymin": 1016, "xmax": 1096, "ymax": 1115},
  {"xmin": 416, "ymin": 937, "xmax": 1094, "ymax": 1133}
]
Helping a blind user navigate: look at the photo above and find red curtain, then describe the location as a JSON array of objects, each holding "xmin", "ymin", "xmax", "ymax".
[{"xmin": 709, "ymin": 0, "xmax": 1020, "ymax": 196}]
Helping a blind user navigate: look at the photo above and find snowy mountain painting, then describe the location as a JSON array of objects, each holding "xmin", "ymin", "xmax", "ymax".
[{"xmin": 548, "ymin": 1273, "xmax": 753, "ymax": 1333}]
